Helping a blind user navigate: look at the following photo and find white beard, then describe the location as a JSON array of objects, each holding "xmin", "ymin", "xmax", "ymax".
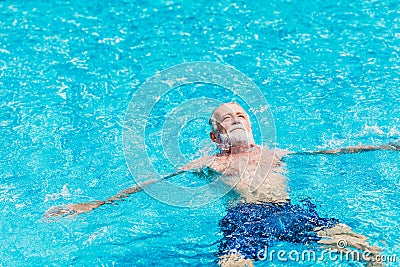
[{"xmin": 217, "ymin": 125, "xmax": 254, "ymax": 152}]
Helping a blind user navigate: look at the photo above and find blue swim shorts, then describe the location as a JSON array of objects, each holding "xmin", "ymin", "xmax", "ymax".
[{"xmin": 218, "ymin": 200, "xmax": 339, "ymax": 259}]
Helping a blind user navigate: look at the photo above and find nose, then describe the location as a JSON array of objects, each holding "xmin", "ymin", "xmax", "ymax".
[{"xmin": 231, "ymin": 115, "xmax": 241, "ymax": 125}]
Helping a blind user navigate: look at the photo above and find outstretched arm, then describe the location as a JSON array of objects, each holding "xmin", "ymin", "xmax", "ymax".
[
  {"xmin": 294, "ymin": 142, "xmax": 400, "ymax": 155},
  {"xmin": 313, "ymin": 143, "xmax": 399, "ymax": 155},
  {"xmin": 44, "ymin": 170, "xmax": 185, "ymax": 218}
]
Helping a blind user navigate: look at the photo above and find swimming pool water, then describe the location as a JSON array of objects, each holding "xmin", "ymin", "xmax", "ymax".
[{"xmin": 0, "ymin": 0, "xmax": 399, "ymax": 266}]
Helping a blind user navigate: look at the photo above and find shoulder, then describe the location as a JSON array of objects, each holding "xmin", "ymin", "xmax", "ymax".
[
  {"xmin": 259, "ymin": 147, "xmax": 292, "ymax": 160},
  {"xmin": 179, "ymin": 155, "xmax": 216, "ymax": 171}
]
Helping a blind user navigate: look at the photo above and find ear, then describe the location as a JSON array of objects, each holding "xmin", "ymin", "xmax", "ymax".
[{"xmin": 210, "ymin": 132, "xmax": 219, "ymax": 143}]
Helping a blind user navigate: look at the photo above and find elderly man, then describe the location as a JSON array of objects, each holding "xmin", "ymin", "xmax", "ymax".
[
  {"xmin": 46, "ymin": 102, "xmax": 398, "ymax": 266},
  {"xmin": 181, "ymin": 102, "xmax": 397, "ymax": 267}
]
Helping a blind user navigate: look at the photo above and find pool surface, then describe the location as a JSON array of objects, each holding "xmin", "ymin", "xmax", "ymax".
[{"xmin": 1, "ymin": 0, "xmax": 399, "ymax": 266}]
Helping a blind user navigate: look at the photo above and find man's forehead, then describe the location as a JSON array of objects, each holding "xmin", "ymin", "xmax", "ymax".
[{"xmin": 213, "ymin": 103, "xmax": 248, "ymax": 118}]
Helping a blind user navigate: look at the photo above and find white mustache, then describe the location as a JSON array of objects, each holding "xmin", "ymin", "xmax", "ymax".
[{"xmin": 228, "ymin": 125, "xmax": 246, "ymax": 134}]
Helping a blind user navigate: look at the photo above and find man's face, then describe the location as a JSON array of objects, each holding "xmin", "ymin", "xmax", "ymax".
[{"xmin": 211, "ymin": 103, "xmax": 253, "ymax": 147}]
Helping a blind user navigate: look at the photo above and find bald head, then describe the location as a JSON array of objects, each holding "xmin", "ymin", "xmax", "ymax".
[
  {"xmin": 209, "ymin": 103, "xmax": 254, "ymax": 151},
  {"xmin": 209, "ymin": 103, "xmax": 251, "ymax": 132}
]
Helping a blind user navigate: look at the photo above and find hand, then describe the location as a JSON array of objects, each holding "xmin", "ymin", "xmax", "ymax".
[
  {"xmin": 389, "ymin": 142, "xmax": 400, "ymax": 150},
  {"xmin": 44, "ymin": 201, "xmax": 103, "ymax": 218}
]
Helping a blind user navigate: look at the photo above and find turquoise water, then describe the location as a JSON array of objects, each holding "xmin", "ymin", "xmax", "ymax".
[{"xmin": 1, "ymin": 0, "xmax": 399, "ymax": 266}]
